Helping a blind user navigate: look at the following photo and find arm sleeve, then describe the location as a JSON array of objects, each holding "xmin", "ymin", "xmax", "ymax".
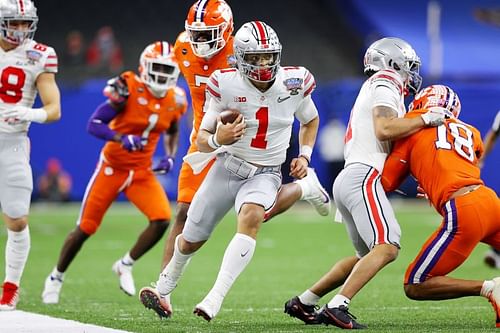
[
  {"xmin": 43, "ymin": 46, "xmax": 58, "ymax": 74},
  {"xmin": 295, "ymin": 95, "xmax": 319, "ymax": 124},
  {"xmin": 302, "ymin": 68, "xmax": 316, "ymax": 98},
  {"xmin": 370, "ymin": 70, "xmax": 404, "ymax": 117},
  {"xmin": 86, "ymin": 102, "xmax": 120, "ymax": 141}
]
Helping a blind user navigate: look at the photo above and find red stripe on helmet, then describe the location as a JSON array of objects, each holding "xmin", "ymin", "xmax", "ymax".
[
  {"xmin": 18, "ymin": 0, "xmax": 25, "ymax": 14},
  {"xmin": 253, "ymin": 21, "xmax": 268, "ymax": 46}
]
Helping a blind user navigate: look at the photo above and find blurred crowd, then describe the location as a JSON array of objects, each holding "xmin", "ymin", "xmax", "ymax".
[{"xmin": 61, "ymin": 26, "xmax": 123, "ymax": 84}]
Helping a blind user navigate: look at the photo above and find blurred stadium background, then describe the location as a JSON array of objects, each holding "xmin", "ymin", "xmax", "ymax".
[{"xmin": 29, "ymin": 0, "xmax": 499, "ymax": 201}]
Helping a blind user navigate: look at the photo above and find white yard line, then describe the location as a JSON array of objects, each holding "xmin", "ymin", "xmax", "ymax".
[{"xmin": 0, "ymin": 310, "xmax": 132, "ymax": 333}]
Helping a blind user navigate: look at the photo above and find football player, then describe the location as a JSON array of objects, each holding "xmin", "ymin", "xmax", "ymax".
[
  {"xmin": 144, "ymin": 20, "xmax": 322, "ymax": 322},
  {"xmin": 381, "ymin": 85, "xmax": 500, "ymax": 328},
  {"xmin": 41, "ymin": 41, "xmax": 187, "ymax": 304},
  {"xmin": 0, "ymin": 0, "xmax": 61, "ymax": 310},
  {"xmin": 284, "ymin": 38, "xmax": 447, "ymax": 329},
  {"xmin": 480, "ymin": 111, "xmax": 500, "ymax": 268},
  {"xmin": 139, "ymin": 0, "xmax": 330, "ymax": 319}
]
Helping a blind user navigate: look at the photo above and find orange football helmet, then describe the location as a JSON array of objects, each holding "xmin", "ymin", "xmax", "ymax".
[
  {"xmin": 185, "ymin": 0, "xmax": 233, "ymax": 58},
  {"xmin": 139, "ymin": 41, "xmax": 180, "ymax": 98},
  {"xmin": 409, "ymin": 84, "xmax": 461, "ymax": 118}
]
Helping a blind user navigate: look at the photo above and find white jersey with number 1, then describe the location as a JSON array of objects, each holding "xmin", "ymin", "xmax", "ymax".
[
  {"xmin": 0, "ymin": 39, "xmax": 58, "ymax": 134},
  {"xmin": 343, "ymin": 69, "xmax": 406, "ymax": 173},
  {"xmin": 202, "ymin": 66, "xmax": 318, "ymax": 166}
]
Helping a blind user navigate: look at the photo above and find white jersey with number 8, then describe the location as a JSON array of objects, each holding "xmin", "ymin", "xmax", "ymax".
[{"xmin": 0, "ymin": 39, "xmax": 58, "ymax": 133}]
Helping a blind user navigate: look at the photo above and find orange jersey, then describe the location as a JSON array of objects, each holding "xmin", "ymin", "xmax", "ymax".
[
  {"xmin": 382, "ymin": 109, "xmax": 484, "ymax": 212},
  {"xmin": 102, "ymin": 71, "xmax": 187, "ymax": 169},
  {"xmin": 174, "ymin": 32, "xmax": 234, "ymax": 145}
]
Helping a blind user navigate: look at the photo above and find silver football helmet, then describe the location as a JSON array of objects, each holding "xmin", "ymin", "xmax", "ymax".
[
  {"xmin": 364, "ymin": 37, "xmax": 422, "ymax": 95},
  {"xmin": 0, "ymin": 0, "xmax": 38, "ymax": 45},
  {"xmin": 233, "ymin": 21, "xmax": 282, "ymax": 82}
]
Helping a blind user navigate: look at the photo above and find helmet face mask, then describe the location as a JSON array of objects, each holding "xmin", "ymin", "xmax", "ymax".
[
  {"xmin": 364, "ymin": 37, "xmax": 422, "ymax": 95},
  {"xmin": 0, "ymin": 0, "xmax": 38, "ymax": 45},
  {"xmin": 139, "ymin": 42, "xmax": 180, "ymax": 98},
  {"xmin": 185, "ymin": 0, "xmax": 233, "ymax": 58},
  {"xmin": 234, "ymin": 21, "xmax": 282, "ymax": 83},
  {"xmin": 409, "ymin": 84, "xmax": 461, "ymax": 118}
]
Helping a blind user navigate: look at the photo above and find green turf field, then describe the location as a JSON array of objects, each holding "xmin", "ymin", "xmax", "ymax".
[{"xmin": 1, "ymin": 200, "xmax": 498, "ymax": 332}]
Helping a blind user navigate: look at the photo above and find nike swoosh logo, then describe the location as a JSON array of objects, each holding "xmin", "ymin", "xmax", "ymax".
[
  {"xmin": 240, "ymin": 249, "xmax": 250, "ymax": 257},
  {"xmin": 277, "ymin": 96, "xmax": 291, "ymax": 103}
]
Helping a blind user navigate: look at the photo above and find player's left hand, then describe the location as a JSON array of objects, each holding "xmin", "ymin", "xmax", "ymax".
[
  {"xmin": 153, "ymin": 155, "xmax": 174, "ymax": 174},
  {"xmin": 1, "ymin": 106, "xmax": 47, "ymax": 124},
  {"xmin": 289, "ymin": 156, "xmax": 308, "ymax": 179}
]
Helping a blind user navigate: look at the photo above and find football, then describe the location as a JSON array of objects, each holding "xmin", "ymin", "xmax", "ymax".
[{"xmin": 220, "ymin": 109, "xmax": 241, "ymax": 125}]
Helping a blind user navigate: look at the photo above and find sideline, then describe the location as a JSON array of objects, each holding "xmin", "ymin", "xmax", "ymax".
[{"xmin": 0, "ymin": 310, "xmax": 132, "ymax": 333}]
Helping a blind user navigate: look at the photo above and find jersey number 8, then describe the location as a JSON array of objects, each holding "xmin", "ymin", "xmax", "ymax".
[{"xmin": 0, "ymin": 67, "xmax": 26, "ymax": 104}]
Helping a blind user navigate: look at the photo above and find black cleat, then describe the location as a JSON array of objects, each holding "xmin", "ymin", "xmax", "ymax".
[
  {"xmin": 284, "ymin": 296, "xmax": 321, "ymax": 325},
  {"xmin": 318, "ymin": 305, "xmax": 366, "ymax": 329},
  {"xmin": 194, "ymin": 307, "xmax": 212, "ymax": 322}
]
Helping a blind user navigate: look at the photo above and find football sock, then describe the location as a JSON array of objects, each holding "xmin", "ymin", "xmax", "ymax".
[
  {"xmin": 328, "ymin": 294, "xmax": 351, "ymax": 308},
  {"xmin": 299, "ymin": 289, "xmax": 320, "ymax": 306},
  {"xmin": 481, "ymin": 280, "xmax": 495, "ymax": 297},
  {"xmin": 51, "ymin": 267, "xmax": 64, "ymax": 281},
  {"xmin": 295, "ymin": 177, "xmax": 312, "ymax": 200},
  {"xmin": 157, "ymin": 234, "xmax": 193, "ymax": 295},
  {"xmin": 5, "ymin": 227, "xmax": 30, "ymax": 285},
  {"xmin": 121, "ymin": 252, "xmax": 135, "ymax": 266},
  {"xmin": 205, "ymin": 233, "xmax": 256, "ymax": 302}
]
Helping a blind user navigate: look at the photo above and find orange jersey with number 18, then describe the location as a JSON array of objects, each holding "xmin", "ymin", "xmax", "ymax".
[
  {"xmin": 382, "ymin": 109, "xmax": 484, "ymax": 212},
  {"xmin": 174, "ymin": 32, "xmax": 234, "ymax": 145}
]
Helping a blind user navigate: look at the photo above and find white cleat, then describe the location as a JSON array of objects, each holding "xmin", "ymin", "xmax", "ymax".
[
  {"xmin": 42, "ymin": 275, "xmax": 63, "ymax": 304},
  {"xmin": 488, "ymin": 277, "xmax": 500, "ymax": 328},
  {"xmin": 193, "ymin": 297, "xmax": 222, "ymax": 322},
  {"xmin": 484, "ymin": 249, "xmax": 500, "ymax": 269},
  {"xmin": 296, "ymin": 168, "xmax": 331, "ymax": 216},
  {"xmin": 112, "ymin": 259, "xmax": 136, "ymax": 296}
]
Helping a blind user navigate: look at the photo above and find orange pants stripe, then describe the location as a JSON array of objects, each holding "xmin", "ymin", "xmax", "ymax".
[{"xmin": 405, "ymin": 186, "xmax": 500, "ymax": 284}]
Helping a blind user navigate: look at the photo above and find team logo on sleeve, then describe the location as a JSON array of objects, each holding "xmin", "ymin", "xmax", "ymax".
[
  {"xmin": 26, "ymin": 50, "xmax": 42, "ymax": 64},
  {"xmin": 283, "ymin": 78, "xmax": 303, "ymax": 95}
]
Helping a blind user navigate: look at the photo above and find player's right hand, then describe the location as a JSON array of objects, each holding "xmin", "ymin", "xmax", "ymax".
[
  {"xmin": 121, "ymin": 134, "xmax": 144, "ymax": 152},
  {"xmin": 215, "ymin": 114, "xmax": 246, "ymax": 145},
  {"xmin": 421, "ymin": 106, "xmax": 451, "ymax": 127}
]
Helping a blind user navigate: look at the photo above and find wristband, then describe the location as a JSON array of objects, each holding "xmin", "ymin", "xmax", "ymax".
[
  {"xmin": 299, "ymin": 145, "xmax": 313, "ymax": 163},
  {"xmin": 208, "ymin": 134, "xmax": 221, "ymax": 149},
  {"xmin": 31, "ymin": 108, "xmax": 48, "ymax": 123}
]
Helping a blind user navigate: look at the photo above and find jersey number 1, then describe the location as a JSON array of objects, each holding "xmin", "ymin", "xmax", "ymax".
[
  {"xmin": 251, "ymin": 107, "xmax": 269, "ymax": 149},
  {"xmin": 0, "ymin": 67, "xmax": 26, "ymax": 103}
]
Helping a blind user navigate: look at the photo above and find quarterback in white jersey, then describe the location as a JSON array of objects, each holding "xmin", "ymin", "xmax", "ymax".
[
  {"xmin": 152, "ymin": 21, "xmax": 320, "ymax": 322},
  {"xmin": 0, "ymin": 0, "xmax": 61, "ymax": 311},
  {"xmin": 284, "ymin": 37, "xmax": 449, "ymax": 329},
  {"xmin": 202, "ymin": 65, "xmax": 317, "ymax": 166}
]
